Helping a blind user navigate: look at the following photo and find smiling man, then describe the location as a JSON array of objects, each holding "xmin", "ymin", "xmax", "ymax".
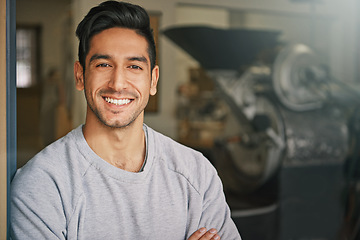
[
  {"xmin": 10, "ymin": 1, "xmax": 241, "ymax": 240},
  {"xmin": 74, "ymin": 27, "xmax": 157, "ymax": 172}
]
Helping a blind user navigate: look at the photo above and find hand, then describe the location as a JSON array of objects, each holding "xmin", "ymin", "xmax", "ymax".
[{"xmin": 187, "ymin": 227, "xmax": 220, "ymax": 240}]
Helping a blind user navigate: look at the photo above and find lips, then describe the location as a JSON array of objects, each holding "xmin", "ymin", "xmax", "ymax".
[{"xmin": 104, "ymin": 97, "xmax": 132, "ymax": 106}]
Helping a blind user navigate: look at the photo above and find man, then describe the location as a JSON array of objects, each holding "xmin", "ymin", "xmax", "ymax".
[{"xmin": 11, "ymin": 1, "xmax": 241, "ymax": 239}]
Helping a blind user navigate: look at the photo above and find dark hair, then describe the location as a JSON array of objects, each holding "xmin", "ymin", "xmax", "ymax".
[{"xmin": 76, "ymin": 1, "xmax": 156, "ymax": 70}]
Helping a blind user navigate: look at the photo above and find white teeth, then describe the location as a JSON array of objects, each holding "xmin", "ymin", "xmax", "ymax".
[{"xmin": 105, "ymin": 97, "xmax": 131, "ymax": 106}]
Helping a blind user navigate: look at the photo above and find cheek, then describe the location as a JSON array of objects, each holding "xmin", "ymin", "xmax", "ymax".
[
  {"xmin": 84, "ymin": 72, "xmax": 105, "ymax": 92},
  {"xmin": 130, "ymin": 75, "xmax": 151, "ymax": 92},
  {"xmin": 83, "ymin": 78, "xmax": 99, "ymax": 100}
]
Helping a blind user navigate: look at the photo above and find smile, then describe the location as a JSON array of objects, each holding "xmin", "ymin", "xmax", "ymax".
[{"xmin": 104, "ymin": 97, "xmax": 131, "ymax": 106}]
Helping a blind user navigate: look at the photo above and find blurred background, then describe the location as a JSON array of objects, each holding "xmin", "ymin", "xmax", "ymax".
[{"xmin": 16, "ymin": 0, "xmax": 360, "ymax": 239}]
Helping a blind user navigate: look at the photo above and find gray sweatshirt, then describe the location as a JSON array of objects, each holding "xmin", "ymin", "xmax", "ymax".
[{"xmin": 11, "ymin": 124, "xmax": 241, "ymax": 240}]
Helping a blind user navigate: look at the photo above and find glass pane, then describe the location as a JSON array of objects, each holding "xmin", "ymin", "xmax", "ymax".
[{"xmin": 16, "ymin": 28, "xmax": 37, "ymax": 88}]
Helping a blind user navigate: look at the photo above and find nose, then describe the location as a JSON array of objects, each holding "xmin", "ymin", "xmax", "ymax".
[{"xmin": 108, "ymin": 67, "xmax": 128, "ymax": 91}]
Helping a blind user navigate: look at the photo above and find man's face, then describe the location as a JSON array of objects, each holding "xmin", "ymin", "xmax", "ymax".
[{"xmin": 75, "ymin": 27, "xmax": 159, "ymax": 129}]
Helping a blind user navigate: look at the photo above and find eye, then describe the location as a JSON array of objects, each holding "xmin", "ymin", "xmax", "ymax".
[
  {"xmin": 96, "ymin": 63, "xmax": 111, "ymax": 68},
  {"xmin": 129, "ymin": 65, "xmax": 142, "ymax": 70}
]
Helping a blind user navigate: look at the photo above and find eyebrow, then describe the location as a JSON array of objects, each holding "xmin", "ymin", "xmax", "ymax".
[
  {"xmin": 89, "ymin": 54, "xmax": 111, "ymax": 64},
  {"xmin": 128, "ymin": 56, "xmax": 148, "ymax": 64}
]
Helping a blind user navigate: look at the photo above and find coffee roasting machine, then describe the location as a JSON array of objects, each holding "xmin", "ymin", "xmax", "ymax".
[{"xmin": 163, "ymin": 26, "xmax": 360, "ymax": 240}]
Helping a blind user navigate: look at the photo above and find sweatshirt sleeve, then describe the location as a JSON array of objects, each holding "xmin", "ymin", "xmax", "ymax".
[
  {"xmin": 10, "ymin": 165, "xmax": 67, "ymax": 240},
  {"xmin": 197, "ymin": 157, "xmax": 242, "ymax": 240}
]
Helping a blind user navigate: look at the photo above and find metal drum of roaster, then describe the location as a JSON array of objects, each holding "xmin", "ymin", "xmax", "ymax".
[
  {"xmin": 209, "ymin": 72, "xmax": 286, "ymax": 194},
  {"xmin": 210, "ymin": 67, "xmax": 349, "ymax": 195}
]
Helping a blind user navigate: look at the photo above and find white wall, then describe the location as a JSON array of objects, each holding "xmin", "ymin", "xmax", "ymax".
[{"xmin": 72, "ymin": 0, "xmax": 360, "ymax": 138}]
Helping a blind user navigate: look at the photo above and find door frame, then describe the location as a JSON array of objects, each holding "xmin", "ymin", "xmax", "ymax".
[{"xmin": 1, "ymin": 0, "xmax": 17, "ymax": 239}]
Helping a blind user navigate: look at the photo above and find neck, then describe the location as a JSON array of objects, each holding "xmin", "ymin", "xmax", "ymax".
[{"xmin": 83, "ymin": 117, "xmax": 146, "ymax": 172}]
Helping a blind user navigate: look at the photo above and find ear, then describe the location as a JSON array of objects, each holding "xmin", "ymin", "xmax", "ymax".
[
  {"xmin": 150, "ymin": 65, "xmax": 159, "ymax": 96},
  {"xmin": 74, "ymin": 61, "xmax": 85, "ymax": 91}
]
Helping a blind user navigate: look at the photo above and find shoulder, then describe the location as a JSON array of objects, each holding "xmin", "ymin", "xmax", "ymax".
[
  {"xmin": 146, "ymin": 124, "xmax": 208, "ymax": 167},
  {"xmin": 10, "ymin": 126, "xmax": 92, "ymax": 239},
  {"xmin": 146, "ymin": 125, "xmax": 218, "ymax": 193},
  {"xmin": 11, "ymin": 126, "xmax": 89, "ymax": 197}
]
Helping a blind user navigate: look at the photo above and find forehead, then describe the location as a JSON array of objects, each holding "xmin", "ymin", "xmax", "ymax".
[{"xmin": 87, "ymin": 27, "xmax": 149, "ymax": 61}]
